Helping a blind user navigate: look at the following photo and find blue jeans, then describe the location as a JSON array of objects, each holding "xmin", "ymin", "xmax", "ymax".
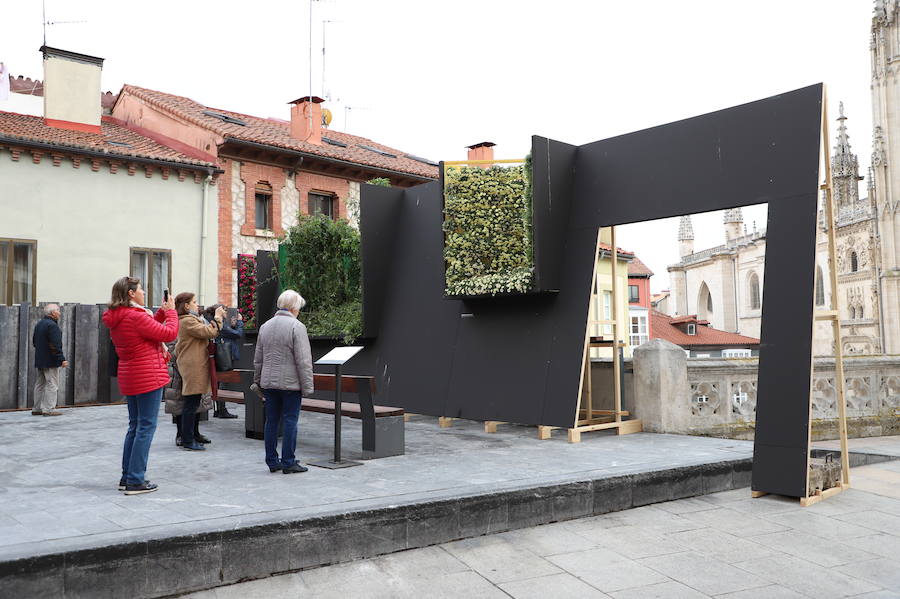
[
  {"xmin": 122, "ymin": 387, "xmax": 163, "ymax": 486},
  {"xmin": 263, "ymin": 388, "xmax": 301, "ymax": 468},
  {"xmin": 180, "ymin": 394, "xmax": 202, "ymax": 444}
]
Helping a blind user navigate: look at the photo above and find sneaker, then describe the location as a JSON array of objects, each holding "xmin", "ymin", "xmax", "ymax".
[
  {"xmin": 175, "ymin": 436, "xmax": 182, "ymax": 447},
  {"xmin": 31, "ymin": 410, "xmax": 42, "ymax": 416},
  {"xmin": 195, "ymin": 434, "xmax": 211, "ymax": 444},
  {"xmin": 268, "ymin": 465, "xmax": 281, "ymax": 473},
  {"xmin": 118, "ymin": 477, "xmax": 126, "ymax": 491},
  {"xmin": 124, "ymin": 482, "xmax": 158, "ymax": 495},
  {"xmin": 214, "ymin": 410, "xmax": 238, "ymax": 419},
  {"xmin": 182, "ymin": 441, "xmax": 206, "ymax": 451},
  {"xmin": 42, "ymin": 411, "xmax": 63, "ymax": 416},
  {"xmin": 283, "ymin": 463, "xmax": 309, "ymax": 474}
]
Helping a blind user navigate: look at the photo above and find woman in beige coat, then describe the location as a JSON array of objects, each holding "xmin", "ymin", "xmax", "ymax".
[{"xmin": 174, "ymin": 292, "xmax": 225, "ymax": 451}]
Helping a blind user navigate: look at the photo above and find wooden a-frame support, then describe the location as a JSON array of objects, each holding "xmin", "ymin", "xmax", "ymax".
[{"xmin": 752, "ymin": 88, "xmax": 851, "ymax": 507}]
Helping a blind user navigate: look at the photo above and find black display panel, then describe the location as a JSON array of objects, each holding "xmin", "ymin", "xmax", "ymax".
[{"xmin": 357, "ymin": 85, "xmax": 823, "ymax": 497}]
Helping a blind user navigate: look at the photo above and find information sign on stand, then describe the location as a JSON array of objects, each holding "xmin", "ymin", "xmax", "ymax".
[{"xmin": 309, "ymin": 346, "xmax": 365, "ymax": 469}]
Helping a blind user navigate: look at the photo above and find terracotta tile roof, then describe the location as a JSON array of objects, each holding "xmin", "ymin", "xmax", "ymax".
[
  {"xmin": 598, "ymin": 242, "xmax": 635, "ymax": 259},
  {"xmin": 0, "ymin": 110, "xmax": 216, "ymax": 168},
  {"xmin": 651, "ymin": 291, "xmax": 670, "ymax": 303},
  {"xmin": 651, "ymin": 310, "xmax": 759, "ymax": 347},
  {"xmin": 628, "ymin": 256, "xmax": 653, "ymax": 277},
  {"xmin": 118, "ymin": 85, "xmax": 439, "ymax": 180}
]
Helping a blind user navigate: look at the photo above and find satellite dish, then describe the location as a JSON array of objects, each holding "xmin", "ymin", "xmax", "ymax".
[{"xmin": 322, "ymin": 108, "xmax": 333, "ymax": 127}]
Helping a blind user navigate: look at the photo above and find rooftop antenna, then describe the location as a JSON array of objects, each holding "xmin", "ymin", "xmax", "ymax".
[
  {"xmin": 322, "ymin": 20, "xmax": 338, "ymax": 101},
  {"xmin": 42, "ymin": 0, "xmax": 88, "ymax": 46}
]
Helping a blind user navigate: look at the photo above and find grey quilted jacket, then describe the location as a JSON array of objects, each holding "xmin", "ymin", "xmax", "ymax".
[{"xmin": 253, "ymin": 310, "xmax": 314, "ymax": 396}]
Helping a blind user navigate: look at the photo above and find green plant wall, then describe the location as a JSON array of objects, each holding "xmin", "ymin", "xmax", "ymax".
[
  {"xmin": 442, "ymin": 158, "xmax": 534, "ymax": 296},
  {"xmin": 279, "ymin": 214, "xmax": 362, "ymax": 343}
]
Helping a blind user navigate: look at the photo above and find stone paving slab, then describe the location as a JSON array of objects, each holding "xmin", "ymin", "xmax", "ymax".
[{"xmin": 181, "ymin": 462, "xmax": 900, "ymax": 599}]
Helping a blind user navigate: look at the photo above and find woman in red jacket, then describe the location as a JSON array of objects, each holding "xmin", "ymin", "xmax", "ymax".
[{"xmin": 103, "ymin": 276, "xmax": 178, "ymax": 495}]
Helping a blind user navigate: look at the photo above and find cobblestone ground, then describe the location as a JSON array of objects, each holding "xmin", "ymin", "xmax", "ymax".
[{"xmin": 184, "ymin": 460, "xmax": 900, "ymax": 599}]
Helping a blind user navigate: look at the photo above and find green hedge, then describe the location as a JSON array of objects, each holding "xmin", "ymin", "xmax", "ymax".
[
  {"xmin": 279, "ymin": 214, "xmax": 362, "ymax": 343},
  {"xmin": 442, "ymin": 158, "xmax": 534, "ymax": 296}
]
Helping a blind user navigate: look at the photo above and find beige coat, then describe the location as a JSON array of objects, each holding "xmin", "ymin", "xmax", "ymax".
[{"xmin": 175, "ymin": 313, "xmax": 222, "ymax": 396}]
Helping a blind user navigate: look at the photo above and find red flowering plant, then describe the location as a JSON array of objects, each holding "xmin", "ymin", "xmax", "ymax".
[{"xmin": 237, "ymin": 254, "xmax": 257, "ymax": 329}]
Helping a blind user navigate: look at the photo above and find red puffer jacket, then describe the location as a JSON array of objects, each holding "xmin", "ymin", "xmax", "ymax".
[{"xmin": 103, "ymin": 307, "xmax": 179, "ymax": 396}]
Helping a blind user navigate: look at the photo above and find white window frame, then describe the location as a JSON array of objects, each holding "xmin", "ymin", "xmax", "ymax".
[
  {"xmin": 687, "ymin": 323, "xmax": 696, "ymax": 335},
  {"xmin": 722, "ymin": 348, "xmax": 752, "ymax": 358},
  {"xmin": 629, "ymin": 309, "xmax": 648, "ymax": 347}
]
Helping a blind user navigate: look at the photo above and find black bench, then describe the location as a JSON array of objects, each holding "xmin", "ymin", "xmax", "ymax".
[{"xmin": 218, "ymin": 370, "xmax": 405, "ymax": 459}]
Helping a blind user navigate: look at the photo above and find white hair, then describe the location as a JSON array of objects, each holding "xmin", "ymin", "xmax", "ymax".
[
  {"xmin": 277, "ymin": 289, "xmax": 306, "ymax": 312},
  {"xmin": 44, "ymin": 303, "xmax": 60, "ymax": 316}
]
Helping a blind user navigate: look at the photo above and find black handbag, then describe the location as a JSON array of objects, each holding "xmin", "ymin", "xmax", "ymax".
[{"xmin": 213, "ymin": 338, "xmax": 233, "ymax": 371}]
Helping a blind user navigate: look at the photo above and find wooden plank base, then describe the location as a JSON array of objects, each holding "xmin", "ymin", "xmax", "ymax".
[
  {"xmin": 438, "ymin": 417, "xmax": 454, "ymax": 428},
  {"xmin": 800, "ymin": 483, "xmax": 850, "ymax": 507},
  {"xmin": 751, "ymin": 490, "xmax": 768, "ymax": 498},
  {"xmin": 565, "ymin": 419, "xmax": 643, "ymax": 443},
  {"xmin": 537, "ymin": 425, "xmax": 554, "ymax": 440},
  {"xmin": 484, "ymin": 421, "xmax": 499, "ymax": 433}
]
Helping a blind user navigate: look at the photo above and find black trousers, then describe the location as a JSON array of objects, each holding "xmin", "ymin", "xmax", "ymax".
[{"xmin": 176, "ymin": 394, "xmax": 202, "ymax": 444}]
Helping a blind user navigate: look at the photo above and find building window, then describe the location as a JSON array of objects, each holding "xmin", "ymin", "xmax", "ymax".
[
  {"xmin": 687, "ymin": 323, "xmax": 697, "ymax": 335},
  {"xmin": 850, "ymin": 251, "xmax": 859, "ymax": 273},
  {"xmin": 131, "ymin": 248, "xmax": 171, "ymax": 307},
  {"xmin": 815, "ymin": 266, "xmax": 825, "ymax": 306},
  {"xmin": 723, "ymin": 348, "xmax": 752, "ymax": 358},
  {"xmin": 858, "ymin": 306, "xmax": 864, "ymax": 319},
  {"xmin": 707, "ymin": 293, "xmax": 713, "ymax": 314},
  {"xmin": 255, "ymin": 182, "xmax": 273, "ymax": 230},
  {"xmin": 630, "ymin": 314, "xmax": 648, "ymax": 347},
  {"xmin": 628, "ymin": 284, "xmax": 639, "ymax": 303},
  {"xmin": 309, "ymin": 191, "xmax": 336, "ymax": 219},
  {"xmin": 748, "ymin": 272, "xmax": 760, "ymax": 310},
  {"xmin": 0, "ymin": 238, "xmax": 36, "ymax": 305}
]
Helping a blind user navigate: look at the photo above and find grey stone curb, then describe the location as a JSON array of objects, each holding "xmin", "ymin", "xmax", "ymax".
[{"xmin": 0, "ymin": 458, "xmax": 753, "ymax": 599}]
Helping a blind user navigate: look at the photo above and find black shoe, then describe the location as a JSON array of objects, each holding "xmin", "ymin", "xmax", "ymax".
[
  {"xmin": 118, "ymin": 477, "xmax": 126, "ymax": 491},
  {"xmin": 269, "ymin": 465, "xmax": 281, "ymax": 473},
  {"xmin": 182, "ymin": 441, "xmax": 206, "ymax": 451},
  {"xmin": 175, "ymin": 436, "xmax": 182, "ymax": 447},
  {"xmin": 195, "ymin": 434, "xmax": 211, "ymax": 444},
  {"xmin": 283, "ymin": 463, "xmax": 308, "ymax": 474},
  {"xmin": 214, "ymin": 410, "xmax": 238, "ymax": 419},
  {"xmin": 124, "ymin": 482, "xmax": 158, "ymax": 495}
]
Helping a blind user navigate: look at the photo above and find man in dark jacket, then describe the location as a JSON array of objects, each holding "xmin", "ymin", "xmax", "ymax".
[
  {"xmin": 214, "ymin": 310, "xmax": 244, "ymax": 419},
  {"xmin": 32, "ymin": 304, "xmax": 68, "ymax": 416}
]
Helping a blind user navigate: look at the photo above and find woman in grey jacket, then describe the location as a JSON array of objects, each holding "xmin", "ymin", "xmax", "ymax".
[{"xmin": 253, "ymin": 289, "xmax": 314, "ymax": 474}]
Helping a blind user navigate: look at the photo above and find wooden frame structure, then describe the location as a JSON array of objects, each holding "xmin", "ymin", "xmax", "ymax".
[{"xmin": 752, "ymin": 89, "xmax": 850, "ymax": 507}]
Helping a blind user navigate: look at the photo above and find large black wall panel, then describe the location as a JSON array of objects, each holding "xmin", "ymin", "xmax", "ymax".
[
  {"xmin": 360, "ymin": 184, "xmax": 405, "ymax": 337},
  {"xmin": 372, "ymin": 182, "xmax": 461, "ymax": 416},
  {"xmin": 751, "ymin": 191, "xmax": 820, "ymax": 497},
  {"xmin": 573, "ymin": 84, "xmax": 823, "ymax": 227},
  {"xmin": 360, "ymin": 84, "xmax": 823, "ymax": 450}
]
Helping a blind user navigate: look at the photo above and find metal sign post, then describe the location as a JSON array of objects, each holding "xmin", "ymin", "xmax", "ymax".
[{"xmin": 309, "ymin": 346, "xmax": 364, "ymax": 469}]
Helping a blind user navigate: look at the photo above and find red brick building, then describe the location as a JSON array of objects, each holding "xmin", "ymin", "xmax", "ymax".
[
  {"xmin": 627, "ymin": 255, "xmax": 653, "ymax": 344},
  {"xmin": 650, "ymin": 311, "xmax": 760, "ymax": 358},
  {"xmin": 111, "ymin": 86, "xmax": 438, "ymax": 304}
]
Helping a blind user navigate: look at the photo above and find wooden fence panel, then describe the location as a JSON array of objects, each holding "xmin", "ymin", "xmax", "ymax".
[
  {"xmin": 0, "ymin": 306, "xmax": 19, "ymax": 409},
  {"xmin": 74, "ymin": 304, "xmax": 99, "ymax": 404}
]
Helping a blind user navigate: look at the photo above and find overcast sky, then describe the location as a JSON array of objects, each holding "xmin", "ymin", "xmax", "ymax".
[{"xmin": 2, "ymin": 1, "xmax": 874, "ymax": 292}]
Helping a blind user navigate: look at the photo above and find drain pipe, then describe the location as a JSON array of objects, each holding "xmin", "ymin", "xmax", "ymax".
[{"xmin": 199, "ymin": 172, "xmax": 213, "ymax": 304}]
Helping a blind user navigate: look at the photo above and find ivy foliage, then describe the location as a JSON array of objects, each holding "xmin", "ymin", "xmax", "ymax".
[
  {"xmin": 279, "ymin": 214, "xmax": 362, "ymax": 343},
  {"xmin": 442, "ymin": 158, "xmax": 534, "ymax": 296},
  {"xmin": 367, "ymin": 177, "xmax": 391, "ymax": 187}
]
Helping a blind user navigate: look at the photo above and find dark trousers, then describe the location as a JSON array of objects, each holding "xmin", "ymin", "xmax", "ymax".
[
  {"xmin": 179, "ymin": 394, "xmax": 202, "ymax": 444},
  {"xmin": 263, "ymin": 389, "xmax": 301, "ymax": 468}
]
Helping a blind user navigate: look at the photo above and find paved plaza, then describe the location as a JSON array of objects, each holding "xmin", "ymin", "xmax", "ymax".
[
  {"xmin": 183, "ymin": 459, "xmax": 900, "ymax": 599},
  {"xmin": 0, "ymin": 402, "xmax": 751, "ymax": 559}
]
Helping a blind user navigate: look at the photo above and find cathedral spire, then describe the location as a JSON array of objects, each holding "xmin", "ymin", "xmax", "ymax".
[
  {"xmin": 678, "ymin": 215, "xmax": 694, "ymax": 258},
  {"xmin": 678, "ymin": 215, "xmax": 694, "ymax": 240},
  {"xmin": 723, "ymin": 208, "xmax": 743, "ymax": 242},
  {"xmin": 831, "ymin": 102, "xmax": 862, "ymax": 207}
]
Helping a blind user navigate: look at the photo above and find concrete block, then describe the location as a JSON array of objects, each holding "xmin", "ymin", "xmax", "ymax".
[
  {"xmin": 669, "ymin": 466, "xmax": 705, "ymax": 500},
  {"xmin": 145, "ymin": 533, "xmax": 223, "ymax": 597},
  {"xmin": 632, "ymin": 470, "xmax": 673, "ymax": 507},
  {"xmin": 221, "ymin": 525, "xmax": 291, "ymax": 584},
  {"xmin": 732, "ymin": 460, "xmax": 753, "ymax": 489},
  {"xmin": 0, "ymin": 554, "xmax": 65, "ymax": 599},
  {"xmin": 507, "ymin": 488, "xmax": 554, "ymax": 530},
  {"xmin": 407, "ymin": 500, "xmax": 460, "ymax": 548},
  {"xmin": 632, "ymin": 339, "xmax": 692, "ymax": 433},
  {"xmin": 702, "ymin": 462, "xmax": 734, "ymax": 494},
  {"xmin": 593, "ymin": 475, "xmax": 633, "ymax": 514},
  {"xmin": 362, "ymin": 415, "xmax": 405, "ymax": 459},
  {"xmin": 551, "ymin": 481, "xmax": 594, "ymax": 521},
  {"xmin": 458, "ymin": 494, "xmax": 508, "ymax": 537},
  {"xmin": 63, "ymin": 542, "xmax": 149, "ymax": 599}
]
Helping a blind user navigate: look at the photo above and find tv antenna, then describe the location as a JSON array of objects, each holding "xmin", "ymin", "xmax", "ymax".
[{"xmin": 43, "ymin": 0, "xmax": 87, "ymax": 46}]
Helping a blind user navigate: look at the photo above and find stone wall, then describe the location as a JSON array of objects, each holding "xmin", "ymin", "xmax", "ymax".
[{"xmin": 633, "ymin": 339, "xmax": 900, "ymax": 440}]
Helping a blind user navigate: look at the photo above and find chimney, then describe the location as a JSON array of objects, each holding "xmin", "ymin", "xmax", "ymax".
[
  {"xmin": 40, "ymin": 46, "xmax": 103, "ymax": 133},
  {"xmin": 289, "ymin": 96, "xmax": 324, "ymax": 145},
  {"xmin": 467, "ymin": 141, "xmax": 495, "ymax": 168}
]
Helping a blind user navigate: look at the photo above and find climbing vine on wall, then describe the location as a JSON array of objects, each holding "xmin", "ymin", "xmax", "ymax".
[
  {"xmin": 442, "ymin": 156, "xmax": 534, "ymax": 296},
  {"xmin": 279, "ymin": 214, "xmax": 362, "ymax": 343}
]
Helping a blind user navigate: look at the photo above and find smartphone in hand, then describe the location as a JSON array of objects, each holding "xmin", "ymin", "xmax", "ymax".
[{"xmin": 163, "ymin": 288, "xmax": 169, "ymax": 302}]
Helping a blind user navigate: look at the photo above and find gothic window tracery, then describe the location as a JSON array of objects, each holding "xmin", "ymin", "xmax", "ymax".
[
  {"xmin": 748, "ymin": 272, "xmax": 760, "ymax": 310},
  {"xmin": 815, "ymin": 266, "xmax": 825, "ymax": 306},
  {"xmin": 850, "ymin": 251, "xmax": 859, "ymax": 272}
]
